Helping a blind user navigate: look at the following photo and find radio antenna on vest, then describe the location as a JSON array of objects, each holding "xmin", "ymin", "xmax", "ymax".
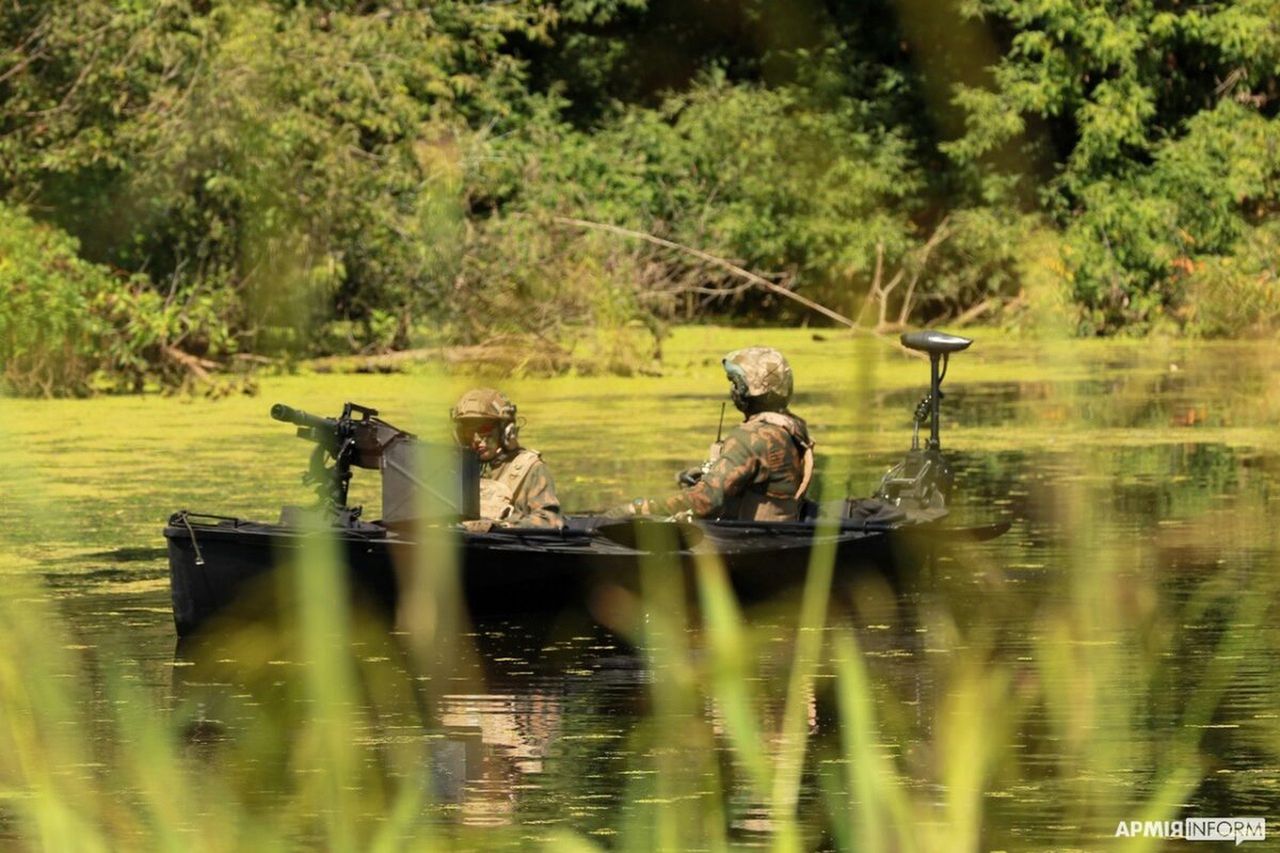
[{"xmin": 716, "ymin": 402, "xmax": 726, "ymax": 443}]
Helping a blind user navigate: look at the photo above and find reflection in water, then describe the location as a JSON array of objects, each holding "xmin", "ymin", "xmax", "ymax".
[
  {"xmin": 163, "ymin": 615, "xmax": 653, "ymax": 833},
  {"xmin": 40, "ymin": 433, "xmax": 1280, "ymax": 844},
  {"xmin": 14, "ymin": 338, "xmax": 1280, "ymax": 847}
]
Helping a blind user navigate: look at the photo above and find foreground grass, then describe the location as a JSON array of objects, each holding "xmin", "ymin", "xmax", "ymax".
[
  {"xmin": 2, "ymin": 330, "xmax": 1278, "ymax": 849},
  {"xmin": 2, "ymin": 484, "xmax": 1275, "ymax": 850}
]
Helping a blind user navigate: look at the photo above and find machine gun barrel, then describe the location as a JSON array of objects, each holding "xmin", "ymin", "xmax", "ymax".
[
  {"xmin": 271, "ymin": 403, "xmax": 337, "ymax": 434},
  {"xmin": 269, "ymin": 399, "xmax": 476, "ymax": 522}
]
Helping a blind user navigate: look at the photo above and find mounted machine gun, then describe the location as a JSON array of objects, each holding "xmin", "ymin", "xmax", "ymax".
[{"xmin": 271, "ymin": 402, "xmax": 479, "ymax": 524}]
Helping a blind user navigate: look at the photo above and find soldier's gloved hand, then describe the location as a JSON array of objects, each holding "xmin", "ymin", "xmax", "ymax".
[
  {"xmin": 461, "ymin": 519, "xmax": 494, "ymax": 533},
  {"xmin": 603, "ymin": 498, "xmax": 653, "ymax": 518},
  {"xmin": 676, "ymin": 467, "xmax": 704, "ymax": 487}
]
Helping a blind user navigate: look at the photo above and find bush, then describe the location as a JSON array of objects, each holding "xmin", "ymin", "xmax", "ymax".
[
  {"xmin": 1, "ymin": 1, "xmax": 549, "ymax": 363},
  {"xmin": 0, "ymin": 204, "xmax": 240, "ymax": 396},
  {"xmin": 1061, "ymin": 182, "xmax": 1183, "ymax": 335},
  {"xmin": 1183, "ymin": 223, "xmax": 1280, "ymax": 338},
  {"xmin": 453, "ymin": 212, "xmax": 663, "ymax": 372},
  {"xmin": 0, "ymin": 205, "xmax": 128, "ymax": 396},
  {"xmin": 473, "ymin": 78, "xmax": 928, "ymax": 323}
]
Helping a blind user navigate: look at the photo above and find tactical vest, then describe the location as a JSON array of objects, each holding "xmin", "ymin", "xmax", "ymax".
[
  {"xmin": 479, "ymin": 449, "xmax": 541, "ymax": 521},
  {"xmin": 733, "ymin": 412, "xmax": 815, "ymax": 522}
]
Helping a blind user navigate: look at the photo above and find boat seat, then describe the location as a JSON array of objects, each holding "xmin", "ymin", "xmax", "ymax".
[
  {"xmin": 900, "ymin": 330, "xmax": 972, "ymax": 355},
  {"xmin": 842, "ymin": 497, "xmax": 907, "ymax": 526},
  {"xmin": 799, "ymin": 498, "xmax": 907, "ymax": 526}
]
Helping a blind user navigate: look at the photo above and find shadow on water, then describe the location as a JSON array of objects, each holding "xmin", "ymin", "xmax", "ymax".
[
  {"xmin": 163, "ymin": 617, "xmax": 929, "ymax": 842},
  {"xmin": 164, "ymin": 611, "xmax": 654, "ymax": 825}
]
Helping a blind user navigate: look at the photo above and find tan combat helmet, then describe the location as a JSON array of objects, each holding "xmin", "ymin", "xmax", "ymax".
[
  {"xmin": 451, "ymin": 388, "xmax": 516, "ymax": 423},
  {"xmin": 451, "ymin": 388, "xmax": 519, "ymax": 452},
  {"xmin": 723, "ymin": 346, "xmax": 793, "ymax": 411}
]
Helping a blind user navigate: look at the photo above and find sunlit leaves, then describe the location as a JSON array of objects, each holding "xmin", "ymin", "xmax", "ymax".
[{"xmin": 952, "ymin": 0, "xmax": 1280, "ymax": 334}]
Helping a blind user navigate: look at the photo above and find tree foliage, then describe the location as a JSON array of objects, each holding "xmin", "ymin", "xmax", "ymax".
[
  {"xmin": 950, "ymin": 0, "xmax": 1280, "ymax": 333},
  {"xmin": 2, "ymin": 0, "xmax": 1280, "ymax": 394},
  {"xmin": 1, "ymin": 0, "xmax": 550, "ymax": 379},
  {"xmin": 0, "ymin": 203, "xmax": 234, "ymax": 395}
]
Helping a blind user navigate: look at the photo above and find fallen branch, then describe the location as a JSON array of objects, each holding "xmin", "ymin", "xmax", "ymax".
[
  {"xmin": 895, "ymin": 217, "xmax": 952, "ymax": 327},
  {"xmin": 852, "ymin": 220, "xmax": 955, "ymax": 331},
  {"xmin": 550, "ymin": 215, "xmax": 867, "ymax": 333},
  {"xmin": 856, "ymin": 242, "xmax": 887, "ymax": 327},
  {"xmin": 232, "ymin": 353, "xmax": 278, "ymax": 365},
  {"xmin": 952, "ymin": 297, "xmax": 997, "ymax": 328},
  {"xmin": 162, "ymin": 344, "xmax": 217, "ymax": 381}
]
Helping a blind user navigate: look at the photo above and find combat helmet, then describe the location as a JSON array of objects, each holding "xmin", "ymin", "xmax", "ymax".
[
  {"xmin": 451, "ymin": 388, "xmax": 516, "ymax": 423},
  {"xmin": 723, "ymin": 346, "xmax": 793, "ymax": 412},
  {"xmin": 451, "ymin": 388, "xmax": 519, "ymax": 452}
]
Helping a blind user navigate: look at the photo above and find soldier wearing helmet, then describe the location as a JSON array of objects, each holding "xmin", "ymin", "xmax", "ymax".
[
  {"xmin": 615, "ymin": 346, "xmax": 814, "ymax": 521},
  {"xmin": 451, "ymin": 388, "xmax": 563, "ymax": 529}
]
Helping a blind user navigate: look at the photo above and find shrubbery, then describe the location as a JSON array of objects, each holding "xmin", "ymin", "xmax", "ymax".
[
  {"xmin": 470, "ymin": 79, "xmax": 931, "ymax": 319},
  {"xmin": 3, "ymin": 0, "xmax": 1280, "ymax": 395},
  {"xmin": 0, "ymin": 204, "xmax": 115, "ymax": 396},
  {"xmin": 2, "ymin": 0, "xmax": 546, "ymax": 382},
  {"xmin": 952, "ymin": 0, "xmax": 1280, "ymax": 336},
  {"xmin": 1183, "ymin": 223, "xmax": 1280, "ymax": 338},
  {"xmin": 0, "ymin": 204, "xmax": 235, "ymax": 395}
]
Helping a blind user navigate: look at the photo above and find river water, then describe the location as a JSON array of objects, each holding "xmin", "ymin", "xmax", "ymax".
[{"xmin": 1, "ymin": 328, "xmax": 1277, "ymax": 849}]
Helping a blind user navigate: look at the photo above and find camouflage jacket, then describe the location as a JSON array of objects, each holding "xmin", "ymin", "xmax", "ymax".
[
  {"xmin": 482, "ymin": 448, "xmax": 564, "ymax": 529},
  {"xmin": 649, "ymin": 410, "xmax": 813, "ymax": 521}
]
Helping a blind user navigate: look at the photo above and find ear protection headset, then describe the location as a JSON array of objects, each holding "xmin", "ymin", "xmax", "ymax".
[
  {"xmin": 723, "ymin": 360, "xmax": 752, "ymax": 413},
  {"xmin": 498, "ymin": 403, "xmax": 520, "ymax": 451}
]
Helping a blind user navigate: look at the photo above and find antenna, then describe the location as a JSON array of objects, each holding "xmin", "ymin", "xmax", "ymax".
[{"xmin": 716, "ymin": 401, "xmax": 726, "ymax": 443}]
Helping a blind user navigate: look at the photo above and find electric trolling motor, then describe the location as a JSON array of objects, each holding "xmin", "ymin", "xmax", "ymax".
[{"xmin": 876, "ymin": 330, "xmax": 972, "ymax": 510}]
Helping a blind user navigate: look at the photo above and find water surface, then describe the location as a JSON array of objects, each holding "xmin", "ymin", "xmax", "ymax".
[{"xmin": 2, "ymin": 328, "xmax": 1278, "ymax": 848}]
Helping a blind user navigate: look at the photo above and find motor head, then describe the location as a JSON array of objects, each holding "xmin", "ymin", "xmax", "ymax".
[
  {"xmin": 450, "ymin": 388, "xmax": 519, "ymax": 462},
  {"xmin": 722, "ymin": 346, "xmax": 793, "ymax": 414}
]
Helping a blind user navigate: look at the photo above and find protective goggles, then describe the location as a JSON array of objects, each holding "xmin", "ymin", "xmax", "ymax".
[{"xmin": 453, "ymin": 419, "xmax": 499, "ymax": 445}]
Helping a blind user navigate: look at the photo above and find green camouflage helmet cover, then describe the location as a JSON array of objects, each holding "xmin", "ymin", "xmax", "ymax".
[
  {"xmin": 450, "ymin": 388, "xmax": 516, "ymax": 422},
  {"xmin": 723, "ymin": 346, "xmax": 793, "ymax": 404}
]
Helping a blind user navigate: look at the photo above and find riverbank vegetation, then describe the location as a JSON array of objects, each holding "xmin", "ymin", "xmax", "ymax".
[{"xmin": 3, "ymin": 0, "xmax": 1280, "ymax": 395}]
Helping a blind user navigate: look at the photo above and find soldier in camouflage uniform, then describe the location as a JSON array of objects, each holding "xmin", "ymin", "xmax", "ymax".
[
  {"xmin": 615, "ymin": 346, "xmax": 814, "ymax": 522},
  {"xmin": 452, "ymin": 388, "xmax": 564, "ymax": 529}
]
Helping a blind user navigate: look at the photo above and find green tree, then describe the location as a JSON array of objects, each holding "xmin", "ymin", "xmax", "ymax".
[
  {"xmin": 1, "ymin": 0, "xmax": 551, "ymax": 361},
  {"xmin": 948, "ymin": 0, "xmax": 1280, "ymax": 333}
]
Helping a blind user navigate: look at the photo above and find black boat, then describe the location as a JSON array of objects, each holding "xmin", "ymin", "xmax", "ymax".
[{"xmin": 165, "ymin": 330, "xmax": 999, "ymax": 637}]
